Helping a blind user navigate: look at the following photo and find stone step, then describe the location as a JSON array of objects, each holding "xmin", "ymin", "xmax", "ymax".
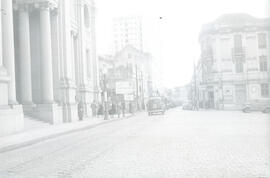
[{"xmin": 24, "ymin": 116, "xmax": 51, "ymax": 132}]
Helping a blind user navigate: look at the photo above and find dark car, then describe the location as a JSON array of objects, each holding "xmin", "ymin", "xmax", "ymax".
[
  {"xmin": 147, "ymin": 97, "xmax": 166, "ymax": 116},
  {"xmin": 182, "ymin": 102, "xmax": 193, "ymax": 110},
  {"xmin": 242, "ymin": 99, "xmax": 270, "ymax": 113}
]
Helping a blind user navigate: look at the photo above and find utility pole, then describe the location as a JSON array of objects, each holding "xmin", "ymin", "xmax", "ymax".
[
  {"xmin": 135, "ymin": 64, "xmax": 139, "ymax": 110},
  {"xmin": 141, "ymin": 71, "xmax": 145, "ymax": 110},
  {"xmin": 103, "ymin": 73, "xmax": 109, "ymax": 120},
  {"xmin": 193, "ymin": 61, "xmax": 198, "ymax": 110},
  {"xmin": 219, "ymin": 72, "xmax": 224, "ymax": 110}
]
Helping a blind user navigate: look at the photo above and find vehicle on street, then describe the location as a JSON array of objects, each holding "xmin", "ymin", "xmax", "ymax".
[
  {"xmin": 242, "ymin": 99, "xmax": 270, "ymax": 113},
  {"xmin": 182, "ymin": 102, "xmax": 193, "ymax": 110},
  {"xmin": 147, "ymin": 96, "xmax": 166, "ymax": 116}
]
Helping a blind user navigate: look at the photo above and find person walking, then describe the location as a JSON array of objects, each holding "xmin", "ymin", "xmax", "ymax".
[
  {"xmin": 117, "ymin": 102, "xmax": 121, "ymax": 118},
  {"xmin": 129, "ymin": 102, "xmax": 134, "ymax": 115},
  {"xmin": 109, "ymin": 103, "xmax": 116, "ymax": 118},
  {"xmin": 121, "ymin": 101, "xmax": 125, "ymax": 117},
  {"xmin": 78, "ymin": 101, "xmax": 84, "ymax": 121},
  {"xmin": 91, "ymin": 100, "xmax": 97, "ymax": 117},
  {"xmin": 97, "ymin": 103, "xmax": 103, "ymax": 118}
]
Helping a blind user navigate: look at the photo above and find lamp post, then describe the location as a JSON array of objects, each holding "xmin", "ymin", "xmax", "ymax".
[
  {"xmin": 102, "ymin": 73, "xmax": 109, "ymax": 120},
  {"xmin": 218, "ymin": 72, "xmax": 224, "ymax": 110}
]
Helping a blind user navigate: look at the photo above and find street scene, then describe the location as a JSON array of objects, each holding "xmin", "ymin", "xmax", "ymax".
[
  {"xmin": 0, "ymin": 0, "xmax": 270, "ymax": 177},
  {"xmin": 0, "ymin": 109, "xmax": 269, "ymax": 178}
]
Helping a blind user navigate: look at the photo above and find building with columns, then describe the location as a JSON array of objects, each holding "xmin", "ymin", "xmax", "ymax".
[
  {"xmin": 197, "ymin": 14, "xmax": 270, "ymax": 110},
  {"xmin": 0, "ymin": 0, "xmax": 99, "ymax": 136}
]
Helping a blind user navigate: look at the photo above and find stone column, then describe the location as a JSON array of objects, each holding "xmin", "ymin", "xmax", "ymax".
[
  {"xmin": 18, "ymin": 5, "xmax": 33, "ymax": 105},
  {"xmin": 1, "ymin": 0, "xmax": 18, "ymax": 105},
  {"xmin": 39, "ymin": 5, "xmax": 54, "ymax": 104},
  {"xmin": 0, "ymin": 0, "xmax": 9, "ymax": 106}
]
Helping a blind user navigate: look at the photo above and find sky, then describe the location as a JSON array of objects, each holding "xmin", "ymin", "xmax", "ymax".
[{"xmin": 95, "ymin": 0, "xmax": 268, "ymax": 88}]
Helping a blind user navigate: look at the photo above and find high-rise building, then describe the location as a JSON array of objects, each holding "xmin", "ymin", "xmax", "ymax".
[{"xmin": 113, "ymin": 16, "xmax": 143, "ymax": 53}]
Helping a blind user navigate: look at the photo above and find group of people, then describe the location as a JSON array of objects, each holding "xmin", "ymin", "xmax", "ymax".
[
  {"xmin": 77, "ymin": 100, "xmax": 135, "ymax": 120},
  {"xmin": 91, "ymin": 100, "xmax": 131, "ymax": 118}
]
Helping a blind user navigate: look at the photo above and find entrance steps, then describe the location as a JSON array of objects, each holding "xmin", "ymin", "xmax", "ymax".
[{"xmin": 24, "ymin": 116, "xmax": 51, "ymax": 132}]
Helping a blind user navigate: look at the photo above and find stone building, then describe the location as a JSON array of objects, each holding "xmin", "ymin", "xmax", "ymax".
[
  {"xmin": 198, "ymin": 14, "xmax": 270, "ymax": 110},
  {"xmin": 99, "ymin": 46, "xmax": 153, "ymax": 111},
  {"xmin": 0, "ymin": 0, "xmax": 98, "ymax": 136}
]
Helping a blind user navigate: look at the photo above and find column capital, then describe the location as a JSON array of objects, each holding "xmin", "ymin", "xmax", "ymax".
[
  {"xmin": 14, "ymin": 0, "xmax": 58, "ymax": 11},
  {"xmin": 13, "ymin": 3, "xmax": 31, "ymax": 12},
  {"xmin": 34, "ymin": 1, "xmax": 58, "ymax": 11}
]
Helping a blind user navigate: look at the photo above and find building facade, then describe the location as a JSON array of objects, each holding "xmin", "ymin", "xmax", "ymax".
[
  {"xmin": 99, "ymin": 46, "xmax": 153, "ymax": 111},
  {"xmin": 198, "ymin": 14, "xmax": 270, "ymax": 110},
  {"xmin": 0, "ymin": 0, "xmax": 98, "ymax": 136},
  {"xmin": 113, "ymin": 16, "xmax": 143, "ymax": 53}
]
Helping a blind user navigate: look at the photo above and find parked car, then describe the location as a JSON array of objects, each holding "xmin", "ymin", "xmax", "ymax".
[
  {"xmin": 242, "ymin": 99, "xmax": 270, "ymax": 113},
  {"xmin": 182, "ymin": 102, "xmax": 193, "ymax": 110},
  {"xmin": 147, "ymin": 97, "xmax": 166, "ymax": 116}
]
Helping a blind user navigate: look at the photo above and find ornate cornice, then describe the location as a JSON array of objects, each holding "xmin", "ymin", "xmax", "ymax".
[
  {"xmin": 14, "ymin": 0, "xmax": 58, "ymax": 10},
  {"xmin": 13, "ymin": 3, "xmax": 31, "ymax": 12}
]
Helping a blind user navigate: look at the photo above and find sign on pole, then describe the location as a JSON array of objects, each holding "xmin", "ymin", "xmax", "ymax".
[
  {"xmin": 116, "ymin": 81, "xmax": 133, "ymax": 94},
  {"xmin": 124, "ymin": 94, "xmax": 134, "ymax": 101}
]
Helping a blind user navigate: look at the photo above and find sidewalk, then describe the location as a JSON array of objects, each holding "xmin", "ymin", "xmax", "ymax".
[{"xmin": 0, "ymin": 114, "xmax": 132, "ymax": 153}]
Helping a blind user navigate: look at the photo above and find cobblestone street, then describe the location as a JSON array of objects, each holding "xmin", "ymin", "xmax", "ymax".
[{"xmin": 0, "ymin": 109, "xmax": 269, "ymax": 178}]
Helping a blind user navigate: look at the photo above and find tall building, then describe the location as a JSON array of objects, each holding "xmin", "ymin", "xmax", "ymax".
[
  {"xmin": 113, "ymin": 16, "xmax": 143, "ymax": 53},
  {"xmin": 197, "ymin": 13, "xmax": 270, "ymax": 110},
  {"xmin": 0, "ymin": 0, "xmax": 98, "ymax": 136}
]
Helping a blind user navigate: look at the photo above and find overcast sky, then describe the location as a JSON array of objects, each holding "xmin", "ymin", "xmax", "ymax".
[{"xmin": 95, "ymin": 0, "xmax": 268, "ymax": 88}]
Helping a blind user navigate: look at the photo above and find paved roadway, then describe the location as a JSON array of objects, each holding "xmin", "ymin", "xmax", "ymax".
[{"xmin": 0, "ymin": 109, "xmax": 269, "ymax": 178}]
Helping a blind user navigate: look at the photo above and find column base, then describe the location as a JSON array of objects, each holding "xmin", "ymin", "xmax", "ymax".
[
  {"xmin": 0, "ymin": 105, "xmax": 24, "ymax": 137},
  {"xmin": 62, "ymin": 103, "xmax": 79, "ymax": 123},
  {"xmin": 35, "ymin": 104, "xmax": 63, "ymax": 124},
  {"xmin": 0, "ymin": 69, "xmax": 9, "ymax": 106},
  {"xmin": 22, "ymin": 103, "xmax": 36, "ymax": 117},
  {"xmin": 78, "ymin": 86, "xmax": 94, "ymax": 119},
  {"xmin": 60, "ymin": 78, "xmax": 78, "ymax": 122}
]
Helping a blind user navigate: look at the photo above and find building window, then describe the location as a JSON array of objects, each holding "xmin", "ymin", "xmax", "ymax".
[
  {"xmin": 235, "ymin": 59, "xmax": 243, "ymax": 73},
  {"xmin": 258, "ymin": 33, "xmax": 267, "ymax": 49},
  {"xmin": 261, "ymin": 84, "xmax": 269, "ymax": 97},
  {"xmin": 86, "ymin": 50, "xmax": 91, "ymax": 78},
  {"xmin": 259, "ymin": 56, "xmax": 268, "ymax": 72},
  {"xmin": 234, "ymin": 34, "xmax": 242, "ymax": 48},
  {"xmin": 84, "ymin": 5, "xmax": 90, "ymax": 28}
]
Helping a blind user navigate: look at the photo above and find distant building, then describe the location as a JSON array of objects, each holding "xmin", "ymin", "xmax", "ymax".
[
  {"xmin": 197, "ymin": 13, "xmax": 270, "ymax": 110},
  {"xmin": 99, "ymin": 46, "xmax": 153, "ymax": 111},
  {"xmin": 113, "ymin": 16, "xmax": 143, "ymax": 53}
]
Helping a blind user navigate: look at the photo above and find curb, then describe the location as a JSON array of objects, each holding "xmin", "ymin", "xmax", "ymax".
[{"xmin": 0, "ymin": 115, "xmax": 133, "ymax": 154}]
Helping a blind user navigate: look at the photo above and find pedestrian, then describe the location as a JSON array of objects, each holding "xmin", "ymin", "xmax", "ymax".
[
  {"xmin": 129, "ymin": 102, "xmax": 134, "ymax": 115},
  {"xmin": 91, "ymin": 100, "xmax": 97, "ymax": 117},
  {"xmin": 121, "ymin": 102, "xmax": 125, "ymax": 117},
  {"xmin": 117, "ymin": 102, "xmax": 121, "ymax": 118},
  {"xmin": 78, "ymin": 101, "xmax": 84, "ymax": 121},
  {"xmin": 97, "ymin": 104, "xmax": 103, "ymax": 117},
  {"xmin": 109, "ymin": 103, "xmax": 116, "ymax": 118}
]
